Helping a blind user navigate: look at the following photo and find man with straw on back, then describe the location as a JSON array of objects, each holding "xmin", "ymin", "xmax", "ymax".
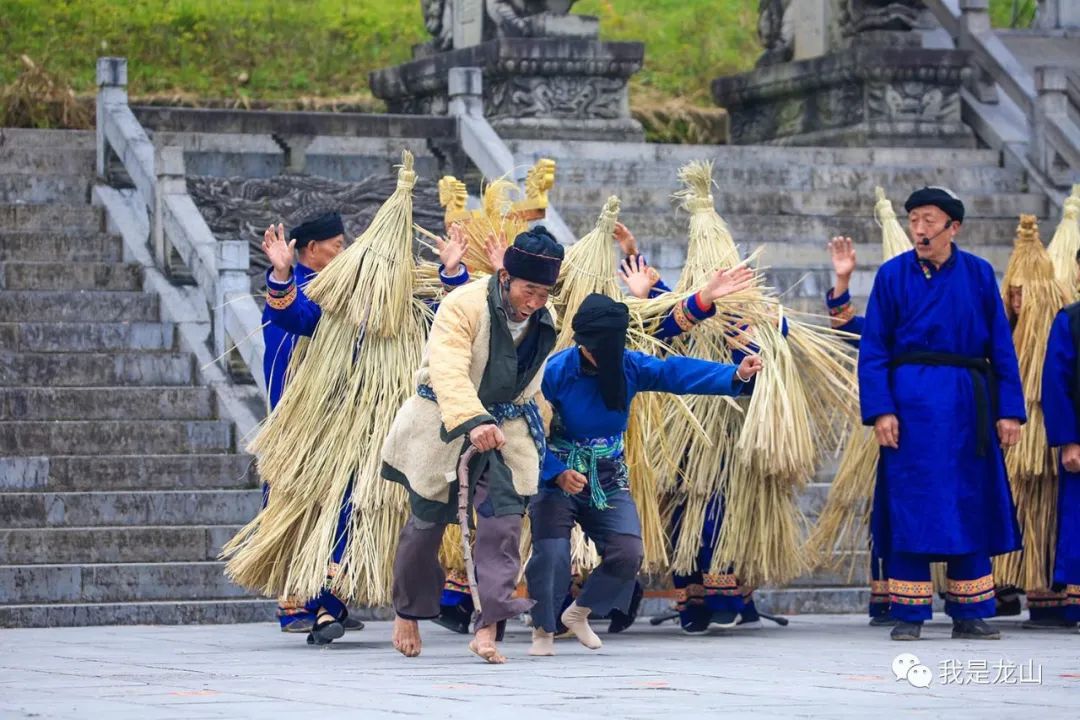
[
  {"xmin": 381, "ymin": 226, "xmax": 564, "ymax": 664},
  {"xmin": 859, "ymin": 186, "xmax": 1025, "ymax": 641}
]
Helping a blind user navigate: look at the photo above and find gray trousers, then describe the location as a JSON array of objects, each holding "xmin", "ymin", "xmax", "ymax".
[
  {"xmin": 391, "ymin": 470, "xmax": 533, "ymax": 629},
  {"xmin": 525, "ymin": 487, "xmax": 644, "ymax": 633}
]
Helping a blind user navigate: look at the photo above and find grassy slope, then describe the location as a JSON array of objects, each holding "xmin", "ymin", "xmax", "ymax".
[{"xmin": 0, "ymin": 0, "xmax": 1034, "ymax": 105}]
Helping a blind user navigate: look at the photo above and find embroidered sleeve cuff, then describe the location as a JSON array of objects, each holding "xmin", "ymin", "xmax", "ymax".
[
  {"xmin": 439, "ymin": 264, "xmax": 470, "ymax": 287},
  {"xmin": 687, "ymin": 292, "xmax": 717, "ymax": 320},
  {"xmin": 266, "ymin": 268, "xmax": 296, "ymax": 290},
  {"xmin": 825, "ymin": 287, "xmax": 851, "ymax": 309},
  {"xmin": 672, "ymin": 293, "xmax": 716, "ymax": 333},
  {"xmin": 265, "ymin": 273, "xmax": 297, "ymax": 310},
  {"xmin": 827, "ymin": 289, "xmax": 857, "ymax": 329}
]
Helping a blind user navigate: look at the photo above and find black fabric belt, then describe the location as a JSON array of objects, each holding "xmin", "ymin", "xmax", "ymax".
[{"xmin": 890, "ymin": 351, "xmax": 998, "ymax": 457}]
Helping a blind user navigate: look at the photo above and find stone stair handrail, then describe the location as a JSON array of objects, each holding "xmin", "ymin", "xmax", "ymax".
[
  {"xmin": 95, "ymin": 57, "xmax": 265, "ymax": 393},
  {"xmin": 925, "ymin": 0, "xmax": 1080, "ymax": 189}
]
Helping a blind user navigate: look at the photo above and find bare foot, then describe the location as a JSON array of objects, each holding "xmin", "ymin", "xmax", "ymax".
[
  {"xmin": 529, "ymin": 628, "xmax": 555, "ymax": 656},
  {"xmin": 393, "ymin": 616, "xmax": 422, "ymax": 657},
  {"xmin": 469, "ymin": 623, "xmax": 507, "ymax": 664}
]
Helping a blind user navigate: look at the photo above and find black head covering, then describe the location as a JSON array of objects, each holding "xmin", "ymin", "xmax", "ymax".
[
  {"xmin": 503, "ymin": 224, "xmax": 564, "ymax": 286},
  {"xmin": 904, "ymin": 186, "xmax": 965, "ymax": 223},
  {"xmin": 572, "ymin": 293, "xmax": 631, "ymax": 412},
  {"xmin": 289, "ymin": 211, "xmax": 345, "ymax": 250}
]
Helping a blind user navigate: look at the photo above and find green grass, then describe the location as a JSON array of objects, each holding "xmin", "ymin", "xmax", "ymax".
[{"xmin": 0, "ymin": 0, "xmax": 1041, "ymax": 109}]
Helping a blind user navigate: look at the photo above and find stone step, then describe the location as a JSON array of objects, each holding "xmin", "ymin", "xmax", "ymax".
[
  {"xmin": 0, "ymin": 262, "xmax": 143, "ymax": 291},
  {"xmin": 509, "ymin": 139, "xmax": 1004, "ymax": 168},
  {"xmin": 0, "ymin": 387, "xmax": 214, "ymax": 421},
  {"xmin": 563, "ymin": 209, "xmax": 1029, "ymax": 247},
  {"xmin": 0, "ymin": 454, "xmax": 258, "ymax": 492},
  {"xmin": 754, "ymin": 587, "xmax": 871, "ymax": 615},
  {"xmin": 0, "ymin": 321, "xmax": 175, "ymax": 352},
  {"xmin": 0, "ymin": 598, "xmax": 276, "ymax": 628},
  {"xmin": 0, "ymin": 290, "xmax": 159, "ymax": 323},
  {"xmin": 0, "ymin": 147, "xmax": 95, "ymax": 176},
  {"xmin": 0, "ymin": 420, "xmax": 233, "ymax": 456},
  {"xmin": 0, "ymin": 232, "xmax": 122, "ymax": 262},
  {"xmin": 0, "ymin": 525, "xmax": 240, "ymax": 564},
  {"xmin": 530, "ymin": 159, "xmax": 1026, "ymax": 193},
  {"xmin": 0, "ymin": 204, "xmax": 103, "ymax": 232},
  {"xmin": 0, "ymin": 128, "xmax": 95, "ymax": 150},
  {"xmin": 0, "ymin": 351, "xmax": 193, "ymax": 386},
  {"xmin": 548, "ymin": 186, "xmax": 1049, "ymax": 218},
  {"xmin": 0, "ymin": 562, "xmax": 253, "ymax": 604},
  {"xmin": 0, "ymin": 174, "xmax": 92, "ymax": 204},
  {"xmin": 0, "ymin": 490, "xmax": 262, "ymax": 529}
]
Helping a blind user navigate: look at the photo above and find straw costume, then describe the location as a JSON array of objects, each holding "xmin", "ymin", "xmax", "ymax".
[
  {"xmin": 1047, "ymin": 185, "xmax": 1080, "ymax": 295},
  {"xmin": 994, "ymin": 215, "xmax": 1076, "ymax": 628},
  {"xmin": 658, "ymin": 161, "xmax": 860, "ymax": 633}
]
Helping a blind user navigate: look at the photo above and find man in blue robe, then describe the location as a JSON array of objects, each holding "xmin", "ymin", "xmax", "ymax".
[
  {"xmin": 261, "ymin": 212, "xmax": 469, "ymax": 642},
  {"xmin": 525, "ymin": 293, "xmax": 763, "ymax": 656},
  {"xmin": 1041, "ymin": 249, "xmax": 1080, "ymax": 632},
  {"xmin": 859, "ymin": 187, "xmax": 1025, "ymax": 641}
]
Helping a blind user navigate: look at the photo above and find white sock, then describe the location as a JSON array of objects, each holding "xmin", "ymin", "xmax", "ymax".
[
  {"xmin": 529, "ymin": 628, "xmax": 555, "ymax": 656},
  {"xmin": 560, "ymin": 602, "xmax": 602, "ymax": 650}
]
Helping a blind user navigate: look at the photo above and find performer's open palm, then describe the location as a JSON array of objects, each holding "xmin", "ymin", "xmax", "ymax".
[
  {"xmin": 828, "ymin": 236, "xmax": 856, "ymax": 278},
  {"xmin": 485, "ymin": 231, "xmax": 507, "ymax": 272},
  {"xmin": 703, "ymin": 265, "xmax": 754, "ymax": 303},
  {"xmin": 436, "ymin": 222, "xmax": 468, "ymax": 272},
  {"xmin": 263, "ymin": 223, "xmax": 295, "ymax": 281},
  {"xmin": 618, "ymin": 255, "xmax": 656, "ymax": 299}
]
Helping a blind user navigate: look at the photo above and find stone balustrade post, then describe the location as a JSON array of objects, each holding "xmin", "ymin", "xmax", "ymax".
[{"xmin": 95, "ymin": 57, "xmax": 128, "ymax": 178}]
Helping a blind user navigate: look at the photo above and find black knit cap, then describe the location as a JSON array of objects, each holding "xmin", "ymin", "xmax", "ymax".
[
  {"xmin": 904, "ymin": 186, "xmax": 965, "ymax": 223},
  {"xmin": 289, "ymin": 211, "xmax": 345, "ymax": 249},
  {"xmin": 503, "ymin": 224, "xmax": 564, "ymax": 286}
]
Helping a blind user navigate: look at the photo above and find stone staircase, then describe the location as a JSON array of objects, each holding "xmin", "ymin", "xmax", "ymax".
[{"xmin": 0, "ymin": 129, "xmax": 271, "ymax": 626}]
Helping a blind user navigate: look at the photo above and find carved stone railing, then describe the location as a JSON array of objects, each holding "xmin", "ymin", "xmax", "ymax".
[
  {"xmin": 95, "ymin": 57, "xmax": 265, "ymax": 394},
  {"xmin": 925, "ymin": 0, "xmax": 1080, "ymax": 190}
]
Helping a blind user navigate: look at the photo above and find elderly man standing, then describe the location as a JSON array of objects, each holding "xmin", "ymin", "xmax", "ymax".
[
  {"xmin": 381, "ymin": 226, "xmax": 564, "ymax": 663},
  {"xmin": 859, "ymin": 187, "xmax": 1025, "ymax": 642}
]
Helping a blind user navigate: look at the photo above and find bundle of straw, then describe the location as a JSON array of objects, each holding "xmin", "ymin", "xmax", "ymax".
[
  {"xmin": 1047, "ymin": 185, "xmax": 1080, "ymax": 295},
  {"xmin": 806, "ymin": 187, "xmax": 910, "ymax": 577},
  {"xmin": 666, "ymin": 160, "xmax": 849, "ymax": 586},
  {"xmin": 223, "ymin": 151, "xmax": 426, "ymax": 605},
  {"xmin": 993, "ymin": 215, "xmax": 1073, "ymax": 590}
]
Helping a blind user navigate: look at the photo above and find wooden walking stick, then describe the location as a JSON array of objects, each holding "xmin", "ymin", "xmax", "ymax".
[{"xmin": 456, "ymin": 445, "xmax": 482, "ymax": 615}]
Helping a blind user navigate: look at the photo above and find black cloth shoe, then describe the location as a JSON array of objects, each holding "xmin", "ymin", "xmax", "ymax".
[
  {"xmin": 309, "ymin": 616, "xmax": 345, "ymax": 645},
  {"xmin": 432, "ymin": 604, "xmax": 472, "ymax": 635},
  {"xmin": 342, "ymin": 615, "xmax": 365, "ymax": 632},
  {"xmin": 952, "ymin": 618, "xmax": 1000, "ymax": 639},
  {"xmin": 890, "ymin": 621, "xmax": 922, "ymax": 641},
  {"xmin": 994, "ymin": 590, "xmax": 1022, "ymax": 617},
  {"xmin": 869, "ymin": 615, "xmax": 898, "ymax": 627},
  {"xmin": 608, "ymin": 582, "xmax": 643, "ymax": 634},
  {"xmin": 680, "ymin": 605, "xmax": 710, "ymax": 635}
]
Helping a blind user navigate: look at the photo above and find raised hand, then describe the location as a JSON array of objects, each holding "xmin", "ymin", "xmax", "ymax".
[
  {"xmin": 618, "ymin": 254, "xmax": 657, "ymax": 299},
  {"xmin": 828, "ymin": 236, "xmax": 856, "ymax": 288},
  {"xmin": 485, "ymin": 231, "xmax": 507, "ymax": 272},
  {"xmin": 262, "ymin": 223, "xmax": 296, "ymax": 283},
  {"xmin": 436, "ymin": 222, "xmax": 468, "ymax": 276},
  {"xmin": 613, "ymin": 221, "xmax": 638, "ymax": 256},
  {"xmin": 701, "ymin": 265, "xmax": 754, "ymax": 306}
]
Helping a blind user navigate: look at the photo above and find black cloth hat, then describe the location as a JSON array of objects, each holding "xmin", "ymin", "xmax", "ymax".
[
  {"xmin": 289, "ymin": 211, "xmax": 345, "ymax": 249},
  {"xmin": 503, "ymin": 225, "xmax": 564, "ymax": 286},
  {"xmin": 572, "ymin": 293, "xmax": 630, "ymax": 412},
  {"xmin": 904, "ymin": 186, "xmax": 965, "ymax": 223}
]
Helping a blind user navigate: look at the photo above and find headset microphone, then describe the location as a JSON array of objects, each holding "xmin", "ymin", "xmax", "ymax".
[{"xmin": 919, "ymin": 219, "xmax": 954, "ymax": 246}]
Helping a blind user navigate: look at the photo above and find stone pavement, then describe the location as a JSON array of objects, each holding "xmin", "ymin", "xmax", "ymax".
[{"xmin": 1, "ymin": 615, "xmax": 1076, "ymax": 719}]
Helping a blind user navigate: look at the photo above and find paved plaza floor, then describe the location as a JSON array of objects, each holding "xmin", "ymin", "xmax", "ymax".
[{"xmin": 1, "ymin": 615, "xmax": 1076, "ymax": 719}]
